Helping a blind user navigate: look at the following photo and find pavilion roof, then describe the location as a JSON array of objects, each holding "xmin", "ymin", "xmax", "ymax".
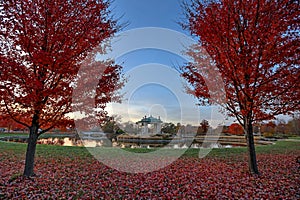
[{"xmin": 136, "ymin": 116, "xmax": 162, "ymax": 124}]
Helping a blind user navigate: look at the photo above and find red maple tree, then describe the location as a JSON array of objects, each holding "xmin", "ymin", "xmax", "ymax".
[
  {"xmin": 0, "ymin": 0, "xmax": 121, "ymax": 176},
  {"xmin": 0, "ymin": 114, "xmax": 27, "ymax": 132},
  {"xmin": 182, "ymin": 0, "xmax": 299, "ymax": 174},
  {"xmin": 72, "ymin": 51, "xmax": 124, "ymax": 132},
  {"xmin": 228, "ymin": 123, "xmax": 244, "ymax": 135}
]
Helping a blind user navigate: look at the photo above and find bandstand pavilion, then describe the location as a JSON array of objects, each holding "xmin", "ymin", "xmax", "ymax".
[{"xmin": 136, "ymin": 116, "xmax": 162, "ymax": 136}]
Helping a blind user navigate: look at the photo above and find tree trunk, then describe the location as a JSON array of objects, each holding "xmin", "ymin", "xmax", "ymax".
[
  {"xmin": 23, "ymin": 125, "xmax": 39, "ymax": 177},
  {"xmin": 245, "ymin": 120, "xmax": 259, "ymax": 174}
]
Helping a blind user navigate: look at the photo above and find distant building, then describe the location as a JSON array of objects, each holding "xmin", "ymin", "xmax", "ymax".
[
  {"xmin": 136, "ymin": 116, "xmax": 162, "ymax": 136},
  {"xmin": 184, "ymin": 124, "xmax": 198, "ymax": 136}
]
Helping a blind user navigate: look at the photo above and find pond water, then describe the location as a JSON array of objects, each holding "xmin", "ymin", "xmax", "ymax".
[
  {"xmin": 0, "ymin": 133, "xmax": 234, "ymax": 149},
  {"xmin": 0, "ymin": 136, "xmax": 112, "ymax": 147}
]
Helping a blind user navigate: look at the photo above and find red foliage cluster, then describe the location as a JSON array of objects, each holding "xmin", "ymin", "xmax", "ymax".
[
  {"xmin": 0, "ymin": 153, "xmax": 299, "ymax": 199},
  {"xmin": 182, "ymin": 0, "xmax": 300, "ymax": 175},
  {"xmin": 0, "ymin": 116, "xmax": 27, "ymax": 132},
  {"xmin": 0, "ymin": 0, "xmax": 118, "ymax": 133},
  {"xmin": 184, "ymin": 0, "xmax": 300, "ymax": 123},
  {"xmin": 228, "ymin": 123, "xmax": 244, "ymax": 135},
  {"xmin": 0, "ymin": 0, "xmax": 122, "ymax": 176}
]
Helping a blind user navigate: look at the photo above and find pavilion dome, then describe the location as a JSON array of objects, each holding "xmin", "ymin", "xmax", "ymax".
[{"xmin": 136, "ymin": 115, "xmax": 162, "ymax": 124}]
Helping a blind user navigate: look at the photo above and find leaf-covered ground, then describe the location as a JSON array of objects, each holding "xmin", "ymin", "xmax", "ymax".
[{"xmin": 0, "ymin": 144, "xmax": 299, "ymax": 199}]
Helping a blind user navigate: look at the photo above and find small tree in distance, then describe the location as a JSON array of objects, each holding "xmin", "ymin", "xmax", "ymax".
[
  {"xmin": 161, "ymin": 123, "xmax": 177, "ymax": 135},
  {"xmin": 182, "ymin": 0, "xmax": 299, "ymax": 174},
  {"xmin": 287, "ymin": 114, "xmax": 300, "ymax": 135},
  {"xmin": 0, "ymin": 0, "xmax": 120, "ymax": 177},
  {"xmin": 197, "ymin": 119, "xmax": 209, "ymax": 135}
]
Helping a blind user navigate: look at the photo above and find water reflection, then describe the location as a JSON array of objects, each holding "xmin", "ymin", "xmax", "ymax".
[
  {"xmin": 0, "ymin": 135, "xmax": 112, "ymax": 147},
  {"xmin": 37, "ymin": 137, "xmax": 83, "ymax": 146},
  {"xmin": 38, "ymin": 137, "xmax": 112, "ymax": 147},
  {"xmin": 3, "ymin": 133, "xmax": 259, "ymax": 148}
]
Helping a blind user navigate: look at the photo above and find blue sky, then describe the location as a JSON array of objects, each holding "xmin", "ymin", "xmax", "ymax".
[
  {"xmin": 111, "ymin": 0, "xmax": 185, "ymax": 31},
  {"xmin": 97, "ymin": 0, "xmax": 292, "ymax": 127},
  {"xmin": 103, "ymin": 0, "xmax": 227, "ymax": 127}
]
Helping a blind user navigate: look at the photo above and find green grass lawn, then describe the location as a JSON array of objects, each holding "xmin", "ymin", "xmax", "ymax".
[
  {"xmin": 1, "ymin": 130, "xmax": 299, "ymax": 160},
  {"xmin": 288, "ymin": 136, "xmax": 300, "ymax": 140},
  {"xmin": 0, "ymin": 132, "xmax": 28, "ymax": 137},
  {"xmin": 0, "ymin": 139, "xmax": 299, "ymax": 159},
  {"xmin": 0, "ymin": 132, "xmax": 75, "ymax": 138}
]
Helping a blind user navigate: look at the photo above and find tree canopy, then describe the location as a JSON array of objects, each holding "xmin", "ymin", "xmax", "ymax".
[
  {"xmin": 0, "ymin": 0, "xmax": 121, "ymax": 176},
  {"xmin": 182, "ymin": 0, "xmax": 299, "ymax": 174}
]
